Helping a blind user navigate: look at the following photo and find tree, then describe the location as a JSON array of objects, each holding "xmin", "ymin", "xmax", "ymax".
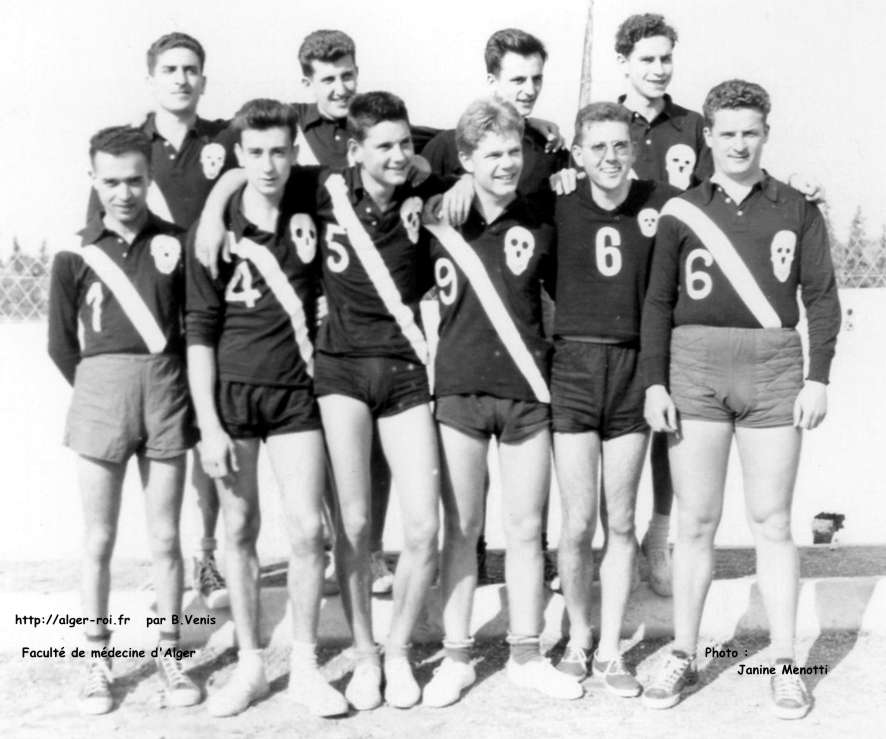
[{"xmin": 843, "ymin": 206, "xmax": 873, "ymax": 287}]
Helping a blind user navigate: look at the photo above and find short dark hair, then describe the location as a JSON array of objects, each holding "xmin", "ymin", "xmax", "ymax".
[
  {"xmin": 89, "ymin": 125, "xmax": 152, "ymax": 165},
  {"xmin": 573, "ymin": 102, "xmax": 632, "ymax": 146},
  {"xmin": 146, "ymin": 32, "xmax": 206, "ymax": 74},
  {"xmin": 232, "ymin": 99, "xmax": 299, "ymax": 142},
  {"xmin": 455, "ymin": 98, "xmax": 524, "ymax": 156},
  {"xmin": 347, "ymin": 91, "xmax": 410, "ymax": 143},
  {"xmin": 615, "ymin": 14, "xmax": 678, "ymax": 57},
  {"xmin": 298, "ymin": 29, "xmax": 356, "ymax": 77},
  {"xmin": 702, "ymin": 79, "xmax": 771, "ymax": 127},
  {"xmin": 485, "ymin": 28, "xmax": 547, "ymax": 75}
]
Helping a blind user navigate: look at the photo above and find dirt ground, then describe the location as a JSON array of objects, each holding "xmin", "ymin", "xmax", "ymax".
[{"xmin": 2, "ymin": 633, "xmax": 882, "ymax": 738}]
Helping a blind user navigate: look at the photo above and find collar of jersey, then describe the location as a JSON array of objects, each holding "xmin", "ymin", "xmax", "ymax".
[
  {"xmin": 618, "ymin": 93, "xmax": 683, "ymax": 131},
  {"xmin": 699, "ymin": 170, "xmax": 780, "ymax": 204},
  {"xmin": 79, "ymin": 210, "xmax": 171, "ymax": 246}
]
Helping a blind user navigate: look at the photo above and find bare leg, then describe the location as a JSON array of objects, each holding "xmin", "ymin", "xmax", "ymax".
[
  {"xmin": 192, "ymin": 453, "xmax": 220, "ymax": 550},
  {"xmin": 667, "ymin": 420, "xmax": 733, "ymax": 655},
  {"xmin": 369, "ymin": 426, "xmax": 392, "ymax": 553}
]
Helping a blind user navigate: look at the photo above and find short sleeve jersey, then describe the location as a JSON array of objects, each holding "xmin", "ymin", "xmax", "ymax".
[
  {"xmin": 620, "ymin": 94, "xmax": 713, "ymax": 191},
  {"xmin": 431, "ymin": 197, "xmax": 555, "ymax": 401},
  {"xmin": 641, "ymin": 175, "xmax": 841, "ymax": 387},
  {"xmin": 185, "ymin": 183, "xmax": 321, "ymax": 388},
  {"xmin": 87, "ymin": 114, "xmax": 237, "ymax": 230},
  {"xmin": 48, "ymin": 214, "xmax": 186, "ymax": 384},
  {"xmin": 422, "ymin": 127, "xmax": 569, "ymax": 213},
  {"xmin": 314, "ymin": 166, "xmax": 444, "ymax": 363},
  {"xmin": 554, "ymin": 179, "xmax": 679, "ymax": 342}
]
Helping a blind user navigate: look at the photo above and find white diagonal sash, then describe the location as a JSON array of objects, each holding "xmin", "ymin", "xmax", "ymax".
[
  {"xmin": 294, "ymin": 125, "xmax": 320, "ymax": 166},
  {"xmin": 324, "ymin": 174, "xmax": 429, "ymax": 364},
  {"xmin": 663, "ymin": 198, "xmax": 782, "ymax": 328},
  {"xmin": 227, "ymin": 232, "xmax": 314, "ymax": 377},
  {"xmin": 147, "ymin": 181, "xmax": 175, "ymax": 223},
  {"xmin": 426, "ymin": 222, "xmax": 550, "ymax": 403},
  {"xmin": 60, "ymin": 241, "xmax": 168, "ymax": 352}
]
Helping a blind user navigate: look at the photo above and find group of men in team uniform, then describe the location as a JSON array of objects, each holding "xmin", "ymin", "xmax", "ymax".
[{"xmin": 48, "ymin": 12, "xmax": 840, "ymax": 724}]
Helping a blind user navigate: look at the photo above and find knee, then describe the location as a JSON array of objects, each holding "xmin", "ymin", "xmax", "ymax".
[
  {"xmin": 403, "ymin": 517, "xmax": 438, "ymax": 553},
  {"xmin": 751, "ymin": 511, "xmax": 793, "ymax": 543},
  {"xmin": 560, "ymin": 516, "xmax": 593, "ymax": 550},
  {"xmin": 83, "ymin": 526, "xmax": 116, "ymax": 564},
  {"xmin": 444, "ymin": 510, "xmax": 483, "ymax": 544},
  {"xmin": 224, "ymin": 509, "xmax": 260, "ymax": 548},
  {"xmin": 338, "ymin": 509, "xmax": 370, "ymax": 545},
  {"xmin": 149, "ymin": 528, "xmax": 181, "ymax": 560},
  {"xmin": 677, "ymin": 511, "xmax": 719, "ymax": 545},
  {"xmin": 606, "ymin": 508, "xmax": 636, "ymax": 540},
  {"xmin": 506, "ymin": 514, "xmax": 543, "ymax": 547},
  {"xmin": 289, "ymin": 514, "xmax": 325, "ymax": 555}
]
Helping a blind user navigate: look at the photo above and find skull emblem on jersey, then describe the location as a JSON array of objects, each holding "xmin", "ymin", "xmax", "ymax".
[
  {"xmin": 150, "ymin": 235, "xmax": 181, "ymax": 274},
  {"xmin": 289, "ymin": 213, "xmax": 318, "ymax": 263},
  {"xmin": 637, "ymin": 208, "xmax": 660, "ymax": 238},
  {"xmin": 400, "ymin": 197, "xmax": 423, "ymax": 244},
  {"xmin": 200, "ymin": 142, "xmax": 226, "ymax": 180},
  {"xmin": 504, "ymin": 226, "xmax": 535, "ymax": 276},
  {"xmin": 665, "ymin": 144, "xmax": 696, "ymax": 190},
  {"xmin": 770, "ymin": 230, "xmax": 797, "ymax": 283}
]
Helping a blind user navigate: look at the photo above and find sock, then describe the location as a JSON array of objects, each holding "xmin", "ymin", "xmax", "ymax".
[
  {"xmin": 770, "ymin": 642, "xmax": 796, "ymax": 664},
  {"xmin": 290, "ymin": 641, "xmax": 318, "ymax": 670},
  {"xmin": 157, "ymin": 629, "xmax": 180, "ymax": 654},
  {"xmin": 672, "ymin": 648, "xmax": 695, "ymax": 661},
  {"xmin": 385, "ymin": 642, "xmax": 410, "ymax": 661},
  {"xmin": 443, "ymin": 638, "xmax": 473, "ymax": 664},
  {"xmin": 507, "ymin": 634, "xmax": 540, "ymax": 665},
  {"xmin": 355, "ymin": 644, "xmax": 382, "ymax": 666},
  {"xmin": 645, "ymin": 514, "xmax": 670, "ymax": 548},
  {"xmin": 238, "ymin": 647, "xmax": 265, "ymax": 674},
  {"xmin": 200, "ymin": 537, "xmax": 217, "ymax": 558}
]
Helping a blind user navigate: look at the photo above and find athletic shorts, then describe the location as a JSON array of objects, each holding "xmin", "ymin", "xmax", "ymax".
[
  {"xmin": 64, "ymin": 353, "xmax": 195, "ymax": 463},
  {"xmin": 218, "ymin": 380, "xmax": 321, "ymax": 440},
  {"xmin": 669, "ymin": 325, "xmax": 803, "ymax": 428},
  {"xmin": 435, "ymin": 394, "xmax": 550, "ymax": 444},
  {"xmin": 551, "ymin": 339, "xmax": 647, "ymax": 439},
  {"xmin": 313, "ymin": 353, "xmax": 430, "ymax": 418}
]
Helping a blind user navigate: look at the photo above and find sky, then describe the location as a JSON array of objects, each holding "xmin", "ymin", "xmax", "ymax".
[{"xmin": 1, "ymin": 0, "xmax": 884, "ymax": 254}]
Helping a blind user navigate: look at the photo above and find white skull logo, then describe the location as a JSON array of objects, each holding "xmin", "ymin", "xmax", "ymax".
[
  {"xmin": 400, "ymin": 197, "xmax": 423, "ymax": 244},
  {"xmin": 637, "ymin": 208, "xmax": 660, "ymax": 238},
  {"xmin": 289, "ymin": 213, "xmax": 317, "ymax": 263},
  {"xmin": 770, "ymin": 230, "xmax": 797, "ymax": 283},
  {"xmin": 504, "ymin": 226, "xmax": 535, "ymax": 276},
  {"xmin": 665, "ymin": 143, "xmax": 696, "ymax": 190},
  {"xmin": 200, "ymin": 142, "xmax": 226, "ymax": 180},
  {"xmin": 150, "ymin": 235, "xmax": 181, "ymax": 275}
]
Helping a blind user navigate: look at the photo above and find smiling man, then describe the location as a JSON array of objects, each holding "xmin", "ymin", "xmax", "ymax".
[{"xmin": 640, "ymin": 80, "xmax": 841, "ymax": 719}]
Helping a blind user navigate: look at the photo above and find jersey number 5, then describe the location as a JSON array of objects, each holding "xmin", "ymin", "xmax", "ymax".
[
  {"xmin": 225, "ymin": 262, "xmax": 261, "ymax": 307},
  {"xmin": 685, "ymin": 248, "xmax": 713, "ymax": 300},
  {"xmin": 595, "ymin": 227, "xmax": 622, "ymax": 277},
  {"xmin": 325, "ymin": 223, "xmax": 350, "ymax": 273}
]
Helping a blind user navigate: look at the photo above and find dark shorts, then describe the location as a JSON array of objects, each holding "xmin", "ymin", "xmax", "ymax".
[
  {"xmin": 64, "ymin": 354, "xmax": 195, "ymax": 464},
  {"xmin": 218, "ymin": 380, "xmax": 321, "ymax": 440},
  {"xmin": 669, "ymin": 325, "xmax": 803, "ymax": 428},
  {"xmin": 435, "ymin": 394, "xmax": 550, "ymax": 444},
  {"xmin": 313, "ymin": 353, "xmax": 430, "ymax": 418},
  {"xmin": 551, "ymin": 339, "xmax": 647, "ymax": 440}
]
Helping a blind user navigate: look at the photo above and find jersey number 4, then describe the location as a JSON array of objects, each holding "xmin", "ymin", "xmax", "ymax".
[
  {"xmin": 595, "ymin": 227, "xmax": 622, "ymax": 277},
  {"xmin": 225, "ymin": 262, "xmax": 261, "ymax": 307}
]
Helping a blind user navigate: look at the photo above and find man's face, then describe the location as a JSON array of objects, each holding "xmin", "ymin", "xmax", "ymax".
[
  {"xmin": 572, "ymin": 120, "xmax": 635, "ymax": 192},
  {"xmin": 303, "ymin": 56, "xmax": 359, "ymax": 121},
  {"xmin": 91, "ymin": 151, "xmax": 151, "ymax": 225},
  {"xmin": 235, "ymin": 126, "xmax": 295, "ymax": 199},
  {"xmin": 619, "ymin": 35, "xmax": 673, "ymax": 101},
  {"xmin": 350, "ymin": 120, "xmax": 414, "ymax": 189},
  {"xmin": 459, "ymin": 130, "xmax": 523, "ymax": 200},
  {"xmin": 704, "ymin": 108, "xmax": 768, "ymax": 180},
  {"xmin": 148, "ymin": 47, "xmax": 205, "ymax": 115},
  {"xmin": 488, "ymin": 52, "xmax": 544, "ymax": 118}
]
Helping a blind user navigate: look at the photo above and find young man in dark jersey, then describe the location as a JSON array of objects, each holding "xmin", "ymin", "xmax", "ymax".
[
  {"xmin": 421, "ymin": 97, "xmax": 581, "ymax": 707},
  {"xmin": 640, "ymin": 80, "xmax": 840, "ymax": 719},
  {"xmin": 50, "ymin": 126, "xmax": 202, "ymax": 715},
  {"xmin": 87, "ymin": 32, "xmax": 236, "ymax": 609},
  {"xmin": 550, "ymin": 102, "xmax": 679, "ymax": 690},
  {"xmin": 186, "ymin": 99, "xmax": 347, "ymax": 718}
]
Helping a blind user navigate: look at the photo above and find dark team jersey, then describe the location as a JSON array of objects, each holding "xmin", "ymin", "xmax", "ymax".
[
  {"xmin": 422, "ymin": 126, "xmax": 569, "ymax": 214},
  {"xmin": 554, "ymin": 179, "xmax": 679, "ymax": 342},
  {"xmin": 290, "ymin": 101, "xmax": 439, "ymax": 168},
  {"xmin": 619, "ymin": 95, "xmax": 713, "ymax": 191},
  {"xmin": 87, "ymin": 114, "xmax": 237, "ymax": 229},
  {"xmin": 313, "ymin": 166, "xmax": 445, "ymax": 363},
  {"xmin": 640, "ymin": 175, "xmax": 841, "ymax": 387},
  {"xmin": 48, "ymin": 213, "xmax": 186, "ymax": 384},
  {"xmin": 185, "ymin": 183, "xmax": 321, "ymax": 388},
  {"xmin": 430, "ymin": 197, "xmax": 555, "ymax": 402}
]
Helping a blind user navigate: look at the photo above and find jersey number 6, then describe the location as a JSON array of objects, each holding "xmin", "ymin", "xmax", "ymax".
[
  {"xmin": 685, "ymin": 248, "xmax": 713, "ymax": 300},
  {"xmin": 595, "ymin": 227, "xmax": 622, "ymax": 277}
]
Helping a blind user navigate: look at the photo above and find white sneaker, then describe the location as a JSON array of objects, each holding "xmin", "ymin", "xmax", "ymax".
[
  {"xmin": 345, "ymin": 661, "xmax": 383, "ymax": 711},
  {"xmin": 288, "ymin": 660, "xmax": 348, "ymax": 717},
  {"xmin": 370, "ymin": 551, "xmax": 395, "ymax": 595},
  {"xmin": 207, "ymin": 663, "xmax": 270, "ymax": 717},
  {"xmin": 641, "ymin": 533, "xmax": 673, "ymax": 597},
  {"xmin": 423, "ymin": 658, "xmax": 476, "ymax": 707},
  {"xmin": 78, "ymin": 658, "xmax": 114, "ymax": 715},
  {"xmin": 383, "ymin": 657, "xmax": 421, "ymax": 708},
  {"xmin": 506, "ymin": 657, "xmax": 583, "ymax": 700},
  {"xmin": 156, "ymin": 653, "xmax": 203, "ymax": 707}
]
